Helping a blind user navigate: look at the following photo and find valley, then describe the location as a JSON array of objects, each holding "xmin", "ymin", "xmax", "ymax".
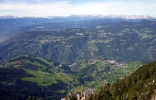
[{"xmin": 0, "ymin": 16, "xmax": 156, "ymax": 100}]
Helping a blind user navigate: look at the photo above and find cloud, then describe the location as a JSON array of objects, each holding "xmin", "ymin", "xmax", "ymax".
[
  {"xmin": 0, "ymin": 1, "xmax": 71, "ymax": 16},
  {"xmin": 0, "ymin": 0, "xmax": 156, "ymax": 16}
]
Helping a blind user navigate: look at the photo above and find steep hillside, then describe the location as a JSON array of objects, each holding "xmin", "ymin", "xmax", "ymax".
[
  {"xmin": 0, "ymin": 55, "xmax": 76, "ymax": 100},
  {"xmin": 0, "ymin": 20, "xmax": 156, "ymax": 64},
  {"xmin": 87, "ymin": 61, "xmax": 156, "ymax": 100}
]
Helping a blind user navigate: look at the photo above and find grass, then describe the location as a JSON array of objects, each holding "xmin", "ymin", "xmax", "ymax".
[
  {"xmin": 37, "ymin": 57, "xmax": 54, "ymax": 66},
  {"xmin": 23, "ymin": 60, "xmax": 47, "ymax": 70},
  {"xmin": 113, "ymin": 61, "xmax": 143, "ymax": 79},
  {"xmin": 22, "ymin": 69, "xmax": 72, "ymax": 86},
  {"xmin": 115, "ymin": 68, "xmax": 124, "ymax": 73},
  {"xmin": 89, "ymin": 45, "xmax": 99, "ymax": 51},
  {"xmin": 86, "ymin": 80, "xmax": 106, "ymax": 89},
  {"xmin": 95, "ymin": 61, "xmax": 108, "ymax": 69},
  {"xmin": 22, "ymin": 70, "xmax": 57, "ymax": 86},
  {"xmin": 6, "ymin": 62, "xmax": 18, "ymax": 67},
  {"xmin": 70, "ymin": 86, "xmax": 86, "ymax": 92}
]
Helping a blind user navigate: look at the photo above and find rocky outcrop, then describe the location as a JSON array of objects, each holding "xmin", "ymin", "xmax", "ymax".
[
  {"xmin": 61, "ymin": 87, "xmax": 94, "ymax": 100},
  {"xmin": 151, "ymin": 89, "xmax": 156, "ymax": 100}
]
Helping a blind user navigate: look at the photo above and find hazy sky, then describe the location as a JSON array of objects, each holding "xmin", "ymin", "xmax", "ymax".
[{"xmin": 0, "ymin": 0, "xmax": 156, "ymax": 17}]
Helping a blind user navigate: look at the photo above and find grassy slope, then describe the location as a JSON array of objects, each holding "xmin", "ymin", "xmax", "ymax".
[
  {"xmin": 1, "ymin": 55, "xmax": 74, "ymax": 86},
  {"xmin": 70, "ymin": 59, "xmax": 143, "ymax": 90}
]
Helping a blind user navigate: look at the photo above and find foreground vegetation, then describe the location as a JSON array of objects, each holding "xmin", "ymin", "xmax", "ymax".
[{"xmin": 87, "ymin": 61, "xmax": 156, "ymax": 100}]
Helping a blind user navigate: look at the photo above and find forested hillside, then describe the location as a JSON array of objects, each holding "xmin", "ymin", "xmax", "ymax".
[
  {"xmin": 87, "ymin": 61, "xmax": 156, "ymax": 100},
  {"xmin": 0, "ymin": 20, "xmax": 156, "ymax": 64}
]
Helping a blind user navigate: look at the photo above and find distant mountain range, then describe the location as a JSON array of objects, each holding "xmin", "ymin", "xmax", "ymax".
[
  {"xmin": 1, "ymin": 14, "xmax": 156, "ymax": 19},
  {"xmin": 0, "ymin": 14, "xmax": 155, "ymax": 37}
]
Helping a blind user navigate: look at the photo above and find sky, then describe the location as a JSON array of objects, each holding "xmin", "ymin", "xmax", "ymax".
[{"xmin": 0, "ymin": 0, "xmax": 156, "ymax": 17}]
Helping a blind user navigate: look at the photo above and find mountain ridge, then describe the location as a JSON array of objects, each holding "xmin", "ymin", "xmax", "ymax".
[{"xmin": 0, "ymin": 19, "xmax": 156, "ymax": 64}]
